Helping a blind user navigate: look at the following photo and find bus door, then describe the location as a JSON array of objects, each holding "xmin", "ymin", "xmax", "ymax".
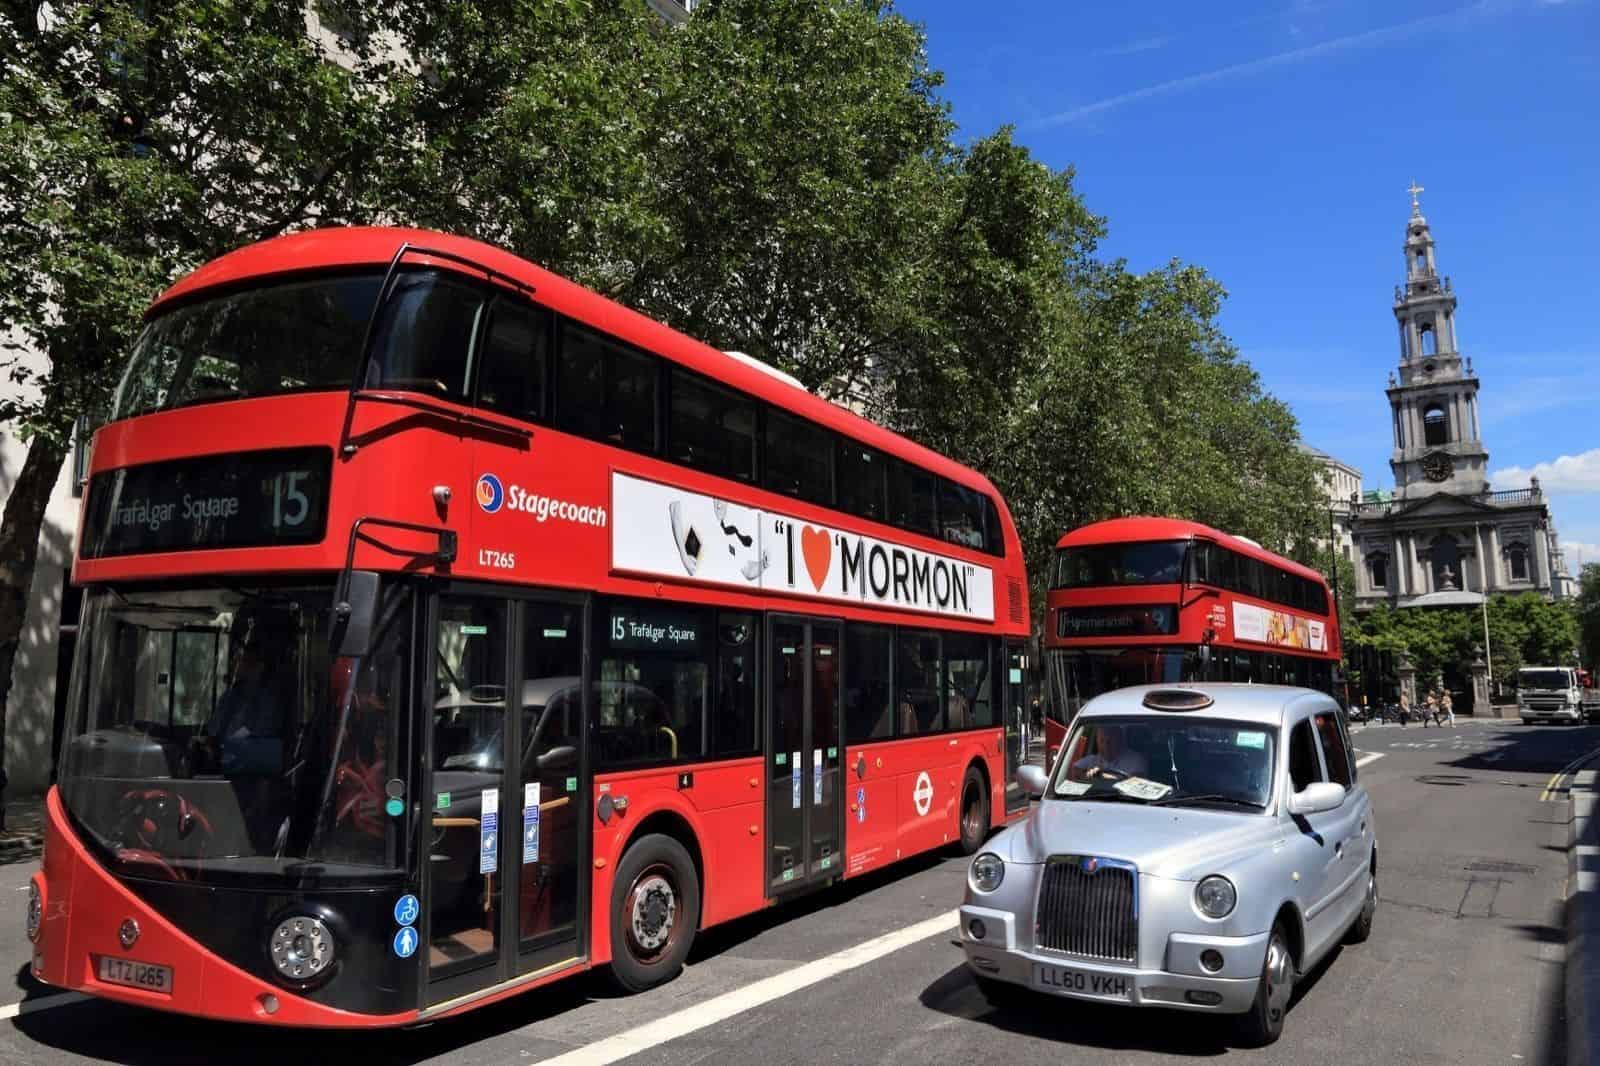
[
  {"xmin": 423, "ymin": 589, "xmax": 587, "ymax": 1007},
  {"xmin": 767, "ymin": 616, "xmax": 843, "ymax": 893}
]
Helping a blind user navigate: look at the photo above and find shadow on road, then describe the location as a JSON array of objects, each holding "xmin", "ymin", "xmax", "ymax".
[
  {"xmin": 9, "ymin": 849, "xmax": 961, "ymax": 1064},
  {"xmin": 1441, "ymin": 723, "xmax": 1600, "ymax": 777},
  {"xmin": 916, "ymin": 942, "xmax": 1344, "ymax": 1057}
]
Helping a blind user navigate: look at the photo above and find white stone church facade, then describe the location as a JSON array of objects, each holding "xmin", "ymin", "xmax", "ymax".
[{"xmin": 1350, "ymin": 193, "xmax": 1571, "ymax": 610}]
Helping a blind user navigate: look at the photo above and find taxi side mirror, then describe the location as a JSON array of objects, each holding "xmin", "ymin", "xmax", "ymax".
[
  {"xmin": 1017, "ymin": 765, "xmax": 1049, "ymax": 798},
  {"xmin": 1289, "ymin": 781, "xmax": 1346, "ymax": 815}
]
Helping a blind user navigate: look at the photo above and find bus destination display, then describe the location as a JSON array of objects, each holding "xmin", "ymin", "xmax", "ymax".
[
  {"xmin": 82, "ymin": 447, "xmax": 332, "ymax": 557},
  {"xmin": 1057, "ymin": 604, "xmax": 1177, "ymax": 638}
]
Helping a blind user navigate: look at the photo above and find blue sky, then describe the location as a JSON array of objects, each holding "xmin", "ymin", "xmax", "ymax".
[{"xmin": 899, "ymin": 0, "xmax": 1600, "ymax": 568}]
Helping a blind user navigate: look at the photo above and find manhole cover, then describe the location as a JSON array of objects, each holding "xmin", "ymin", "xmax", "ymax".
[
  {"xmin": 1464, "ymin": 860, "xmax": 1536, "ymax": 875},
  {"xmin": 1416, "ymin": 774, "xmax": 1470, "ymax": 786}
]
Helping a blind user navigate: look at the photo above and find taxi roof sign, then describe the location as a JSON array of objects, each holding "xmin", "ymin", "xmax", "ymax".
[{"xmin": 1142, "ymin": 688, "xmax": 1214, "ymax": 712}]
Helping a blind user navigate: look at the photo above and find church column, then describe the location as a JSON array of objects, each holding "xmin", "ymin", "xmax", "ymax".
[
  {"xmin": 1536, "ymin": 526, "xmax": 1552, "ymax": 590},
  {"xmin": 1392, "ymin": 534, "xmax": 1406, "ymax": 595},
  {"xmin": 1487, "ymin": 525, "xmax": 1502, "ymax": 590},
  {"xmin": 1473, "ymin": 525, "xmax": 1489, "ymax": 593}
]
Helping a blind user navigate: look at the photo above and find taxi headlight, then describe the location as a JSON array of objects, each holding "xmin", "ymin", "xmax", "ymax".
[
  {"xmin": 1195, "ymin": 875, "xmax": 1237, "ymax": 919},
  {"xmin": 269, "ymin": 915, "xmax": 336, "ymax": 982},
  {"xmin": 26, "ymin": 880, "xmax": 42, "ymax": 943},
  {"xmin": 970, "ymin": 852, "xmax": 1005, "ymax": 893}
]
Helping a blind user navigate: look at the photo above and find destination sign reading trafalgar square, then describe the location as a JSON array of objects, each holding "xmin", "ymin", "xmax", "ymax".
[
  {"xmin": 81, "ymin": 447, "xmax": 332, "ymax": 558},
  {"xmin": 610, "ymin": 472, "xmax": 995, "ymax": 622}
]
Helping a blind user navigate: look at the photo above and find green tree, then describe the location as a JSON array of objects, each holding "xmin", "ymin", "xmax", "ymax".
[
  {"xmin": 0, "ymin": 0, "xmax": 393, "ymax": 811},
  {"xmin": 1575, "ymin": 563, "xmax": 1600, "ymax": 672}
]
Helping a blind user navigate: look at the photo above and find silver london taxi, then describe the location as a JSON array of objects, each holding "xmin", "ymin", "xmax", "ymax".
[{"xmin": 960, "ymin": 684, "xmax": 1377, "ymax": 1046}]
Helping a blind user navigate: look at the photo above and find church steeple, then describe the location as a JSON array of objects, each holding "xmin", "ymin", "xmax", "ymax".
[{"xmin": 1386, "ymin": 185, "xmax": 1489, "ymax": 497}]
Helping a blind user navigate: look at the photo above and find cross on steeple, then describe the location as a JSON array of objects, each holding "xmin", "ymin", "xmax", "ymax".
[{"xmin": 1408, "ymin": 180, "xmax": 1425, "ymax": 215}]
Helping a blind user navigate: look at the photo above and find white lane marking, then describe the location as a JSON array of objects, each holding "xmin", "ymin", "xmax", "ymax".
[
  {"xmin": 536, "ymin": 909, "xmax": 958, "ymax": 1065},
  {"xmin": 1355, "ymin": 752, "xmax": 1385, "ymax": 768},
  {"xmin": 0, "ymin": 991, "xmax": 88, "ymax": 1021}
]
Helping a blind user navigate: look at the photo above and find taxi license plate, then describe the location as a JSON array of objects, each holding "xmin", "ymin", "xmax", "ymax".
[
  {"xmin": 1032, "ymin": 962, "xmax": 1130, "ymax": 1000},
  {"xmin": 96, "ymin": 955, "xmax": 173, "ymax": 994}
]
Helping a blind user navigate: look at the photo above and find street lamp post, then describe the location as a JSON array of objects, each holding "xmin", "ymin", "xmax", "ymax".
[{"xmin": 1475, "ymin": 521, "xmax": 1494, "ymax": 703}]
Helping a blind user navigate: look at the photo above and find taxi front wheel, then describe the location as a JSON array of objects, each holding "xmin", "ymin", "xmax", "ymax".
[{"xmin": 1235, "ymin": 922, "xmax": 1293, "ymax": 1047}]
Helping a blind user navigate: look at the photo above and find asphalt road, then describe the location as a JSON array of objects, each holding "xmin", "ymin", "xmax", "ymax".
[{"xmin": 1, "ymin": 718, "xmax": 1594, "ymax": 1066}]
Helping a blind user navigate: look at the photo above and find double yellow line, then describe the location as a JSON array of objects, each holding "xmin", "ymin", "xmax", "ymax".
[{"xmin": 1540, "ymin": 746, "xmax": 1600, "ymax": 802}]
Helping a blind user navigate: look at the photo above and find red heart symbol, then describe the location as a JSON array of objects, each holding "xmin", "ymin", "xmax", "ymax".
[{"xmin": 800, "ymin": 526, "xmax": 831, "ymax": 591}]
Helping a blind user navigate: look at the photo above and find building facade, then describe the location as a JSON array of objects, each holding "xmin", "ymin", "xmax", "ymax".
[
  {"xmin": 1350, "ymin": 191, "xmax": 1572, "ymax": 610},
  {"xmin": 1298, "ymin": 442, "xmax": 1362, "ymax": 560}
]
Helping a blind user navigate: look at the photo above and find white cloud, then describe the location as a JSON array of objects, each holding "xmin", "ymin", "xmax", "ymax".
[
  {"xmin": 1492, "ymin": 448, "xmax": 1600, "ymax": 494},
  {"xmin": 1563, "ymin": 542, "xmax": 1600, "ymax": 568},
  {"xmin": 1030, "ymin": 3, "xmax": 1495, "ymax": 127}
]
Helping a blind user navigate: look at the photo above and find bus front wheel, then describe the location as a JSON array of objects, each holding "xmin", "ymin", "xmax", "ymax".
[{"xmin": 609, "ymin": 833, "xmax": 701, "ymax": 993}]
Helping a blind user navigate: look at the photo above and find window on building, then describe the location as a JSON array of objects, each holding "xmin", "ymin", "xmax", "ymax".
[
  {"xmin": 1423, "ymin": 404, "xmax": 1448, "ymax": 446},
  {"xmin": 1420, "ymin": 324, "xmax": 1436, "ymax": 357},
  {"xmin": 1506, "ymin": 543, "xmax": 1529, "ymax": 582},
  {"xmin": 1369, "ymin": 553, "xmax": 1389, "ymax": 590}
]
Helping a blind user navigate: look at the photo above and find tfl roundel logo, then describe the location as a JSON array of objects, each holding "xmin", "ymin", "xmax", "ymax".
[{"xmin": 475, "ymin": 473, "xmax": 504, "ymax": 513}]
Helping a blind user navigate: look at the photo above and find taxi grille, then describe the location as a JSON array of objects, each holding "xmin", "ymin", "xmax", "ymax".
[{"xmin": 1035, "ymin": 857, "xmax": 1137, "ymax": 962}]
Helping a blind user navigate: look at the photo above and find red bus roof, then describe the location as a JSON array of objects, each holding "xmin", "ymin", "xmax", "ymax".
[
  {"xmin": 149, "ymin": 226, "xmax": 1003, "ymax": 502},
  {"xmin": 1054, "ymin": 516, "xmax": 1327, "ymax": 586}
]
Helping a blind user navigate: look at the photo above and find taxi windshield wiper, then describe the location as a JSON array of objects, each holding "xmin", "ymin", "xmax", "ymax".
[{"xmin": 1151, "ymin": 793, "xmax": 1263, "ymax": 810}]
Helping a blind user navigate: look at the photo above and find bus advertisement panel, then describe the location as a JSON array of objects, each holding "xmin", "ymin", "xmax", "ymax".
[{"xmin": 32, "ymin": 227, "xmax": 1030, "ymax": 1028}]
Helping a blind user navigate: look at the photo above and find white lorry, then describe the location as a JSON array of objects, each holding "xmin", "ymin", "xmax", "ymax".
[{"xmin": 1517, "ymin": 666, "xmax": 1584, "ymax": 725}]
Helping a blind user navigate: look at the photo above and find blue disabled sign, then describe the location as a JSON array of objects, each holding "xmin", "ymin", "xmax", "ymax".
[
  {"xmin": 393, "ymin": 894, "xmax": 419, "ymax": 927},
  {"xmin": 393, "ymin": 925, "xmax": 418, "ymax": 959}
]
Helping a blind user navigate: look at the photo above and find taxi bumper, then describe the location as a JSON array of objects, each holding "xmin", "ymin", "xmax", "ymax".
[{"xmin": 959, "ymin": 903, "xmax": 1264, "ymax": 1014}]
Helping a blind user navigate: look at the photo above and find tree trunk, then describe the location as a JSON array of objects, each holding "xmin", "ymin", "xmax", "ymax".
[{"xmin": 0, "ymin": 433, "xmax": 69, "ymax": 828}]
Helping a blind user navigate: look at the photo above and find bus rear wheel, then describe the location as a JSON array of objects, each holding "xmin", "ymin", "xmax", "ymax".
[
  {"xmin": 609, "ymin": 833, "xmax": 700, "ymax": 993},
  {"xmin": 958, "ymin": 766, "xmax": 989, "ymax": 855}
]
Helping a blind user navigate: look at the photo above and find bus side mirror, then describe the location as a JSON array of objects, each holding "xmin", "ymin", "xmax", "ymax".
[{"xmin": 332, "ymin": 571, "xmax": 380, "ymax": 658}]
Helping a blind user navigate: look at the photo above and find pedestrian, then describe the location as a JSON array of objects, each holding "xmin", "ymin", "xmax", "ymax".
[
  {"xmin": 1398, "ymin": 690, "xmax": 1410, "ymax": 727},
  {"xmin": 1422, "ymin": 689, "xmax": 1439, "ymax": 727},
  {"xmin": 1442, "ymin": 688, "xmax": 1455, "ymax": 727}
]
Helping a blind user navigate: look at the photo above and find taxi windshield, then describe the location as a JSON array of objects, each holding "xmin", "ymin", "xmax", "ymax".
[
  {"xmin": 1050, "ymin": 716, "xmax": 1276, "ymax": 810},
  {"xmin": 58, "ymin": 582, "xmax": 413, "ymax": 883}
]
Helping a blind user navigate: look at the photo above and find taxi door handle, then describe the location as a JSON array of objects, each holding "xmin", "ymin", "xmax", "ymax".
[{"xmin": 948, "ymin": 739, "xmax": 958, "ymax": 747}]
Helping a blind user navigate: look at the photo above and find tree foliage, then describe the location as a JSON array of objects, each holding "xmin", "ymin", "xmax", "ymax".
[
  {"xmin": 1, "ymin": 0, "xmax": 1331, "ymax": 795},
  {"xmin": 1577, "ymin": 563, "xmax": 1600, "ymax": 673},
  {"xmin": 1353, "ymin": 594, "xmax": 1579, "ymax": 691}
]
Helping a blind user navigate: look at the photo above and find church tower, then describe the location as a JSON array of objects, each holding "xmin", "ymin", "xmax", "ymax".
[{"xmin": 1387, "ymin": 182, "xmax": 1489, "ymax": 498}]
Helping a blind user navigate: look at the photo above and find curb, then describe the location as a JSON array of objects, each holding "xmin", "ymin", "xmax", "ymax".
[{"xmin": 1569, "ymin": 767, "xmax": 1599, "ymax": 1066}]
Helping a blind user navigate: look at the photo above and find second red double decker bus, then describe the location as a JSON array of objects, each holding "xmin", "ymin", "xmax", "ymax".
[
  {"xmin": 1041, "ymin": 517, "xmax": 1341, "ymax": 760},
  {"xmin": 30, "ymin": 227, "xmax": 1033, "ymax": 1027}
]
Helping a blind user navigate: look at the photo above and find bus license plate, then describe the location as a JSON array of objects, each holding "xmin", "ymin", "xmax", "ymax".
[
  {"xmin": 1032, "ymin": 962, "xmax": 1129, "ymax": 1000},
  {"xmin": 96, "ymin": 955, "xmax": 173, "ymax": 994}
]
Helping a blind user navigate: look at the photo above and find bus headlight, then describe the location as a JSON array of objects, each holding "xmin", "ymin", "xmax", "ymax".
[
  {"xmin": 1195, "ymin": 876, "xmax": 1237, "ymax": 919},
  {"xmin": 970, "ymin": 852, "xmax": 1005, "ymax": 893},
  {"xmin": 269, "ymin": 916, "xmax": 335, "ymax": 982},
  {"xmin": 25, "ymin": 880, "xmax": 42, "ymax": 943}
]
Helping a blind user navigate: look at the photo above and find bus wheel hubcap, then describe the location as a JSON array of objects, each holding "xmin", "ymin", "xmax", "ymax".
[{"xmin": 629, "ymin": 871, "xmax": 677, "ymax": 955}]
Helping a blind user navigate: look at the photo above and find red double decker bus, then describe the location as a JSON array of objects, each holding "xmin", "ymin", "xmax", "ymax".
[
  {"xmin": 30, "ymin": 228, "xmax": 1032, "ymax": 1027},
  {"xmin": 1041, "ymin": 517, "xmax": 1340, "ymax": 761}
]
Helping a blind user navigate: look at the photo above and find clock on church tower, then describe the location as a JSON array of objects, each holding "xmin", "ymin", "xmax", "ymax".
[{"xmin": 1422, "ymin": 451, "xmax": 1452, "ymax": 482}]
